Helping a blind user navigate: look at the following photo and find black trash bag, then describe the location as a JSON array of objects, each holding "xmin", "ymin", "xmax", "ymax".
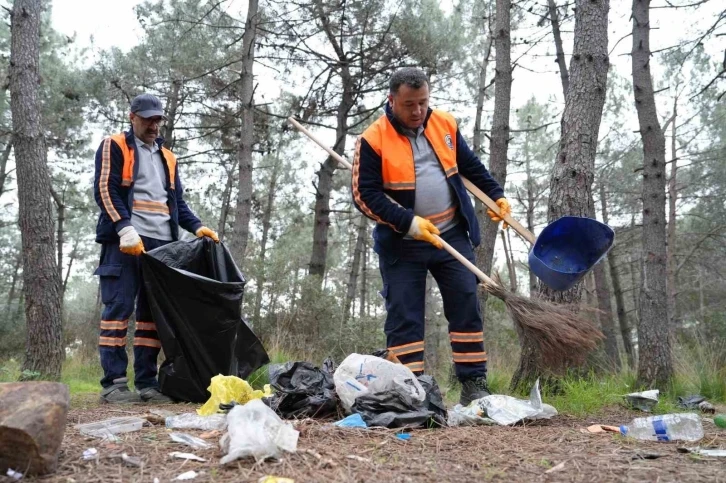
[
  {"xmin": 351, "ymin": 390, "xmax": 433, "ymax": 429},
  {"xmin": 418, "ymin": 375, "xmax": 448, "ymax": 427},
  {"xmin": 141, "ymin": 238, "xmax": 269, "ymax": 403},
  {"xmin": 266, "ymin": 359, "xmax": 338, "ymax": 418},
  {"xmin": 677, "ymin": 395, "xmax": 706, "ymax": 409}
]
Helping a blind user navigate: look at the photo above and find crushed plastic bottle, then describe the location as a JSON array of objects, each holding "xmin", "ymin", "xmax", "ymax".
[
  {"xmin": 165, "ymin": 413, "xmax": 226, "ymax": 431},
  {"xmin": 620, "ymin": 413, "xmax": 704, "ymax": 442}
]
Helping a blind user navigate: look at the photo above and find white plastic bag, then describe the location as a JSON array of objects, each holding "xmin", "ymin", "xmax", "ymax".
[
  {"xmin": 219, "ymin": 399, "xmax": 299, "ymax": 464},
  {"xmin": 333, "ymin": 353, "xmax": 426, "ymax": 411}
]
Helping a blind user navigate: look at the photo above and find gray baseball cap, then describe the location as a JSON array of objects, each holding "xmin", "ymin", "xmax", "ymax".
[{"xmin": 130, "ymin": 93, "xmax": 167, "ymax": 119}]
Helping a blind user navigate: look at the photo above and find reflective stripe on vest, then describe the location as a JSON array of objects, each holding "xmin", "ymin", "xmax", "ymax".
[
  {"xmin": 108, "ymin": 133, "xmax": 177, "ymax": 189},
  {"xmin": 361, "ymin": 110, "xmax": 458, "ymax": 190}
]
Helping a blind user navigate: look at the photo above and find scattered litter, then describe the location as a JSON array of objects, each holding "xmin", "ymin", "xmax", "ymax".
[
  {"xmin": 5, "ymin": 469, "xmax": 23, "ymax": 480},
  {"xmin": 624, "ymin": 389, "xmax": 659, "ymax": 412},
  {"xmin": 110, "ymin": 453, "xmax": 142, "ymax": 467},
  {"xmin": 698, "ymin": 401, "xmax": 716, "ymax": 414},
  {"xmin": 198, "ymin": 374, "xmax": 272, "ymax": 416},
  {"xmin": 346, "ymin": 455, "xmax": 372, "ymax": 463},
  {"xmin": 267, "ymin": 359, "xmax": 337, "ymax": 418},
  {"xmin": 714, "ymin": 415, "xmax": 726, "ymax": 428},
  {"xmin": 620, "ymin": 413, "xmax": 703, "ymax": 442},
  {"xmin": 165, "ymin": 413, "xmax": 227, "ymax": 431},
  {"xmin": 170, "ymin": 432, "xmax": 213, "ymax": 450},
  {"xmin": 631, "ymin": 452, "xmax": 667, "ymax": 460},
  {"xmin": 154, "ymin": 478, "xmax": 160, "ymax": 483},
  {"xmin": 677, "ymin": 395, "xmax": 706, "ymax": 409},
  {"xmin": 351, "ymin": 389, "xmax": 434, "ymax": 428},
  {"xmin": 333, "ymin": 353, "xmax": 426, "ymax": 412},
  {"xmin": 258, "ymin": 476, "xmax": 295, "ymax": 483},
  {"xmin": 145, "ymin": 408, "xmax": 175, "ymax": 424},
  {"xmin": 396, "ymin": 433, "xmax": 411, "ymax": 441},
  {"xmin": 301, "ymin": 449, "xmax": 336, "ymax": 468},
  {"xmin": 334, "ymin": 413, "xmax": 367, "ymax": 428},
  {"xmin": 677, "ymin": 447, "xmax": 726, "ymax": 457},
  {"xmin": 418, "ymin": 375, "xmax": 448, "ymax": 427},
  {"xmin": 581, "ymin": 424, "xmax": 620, "ymax": 434},
  {"xmin": 174, "ymin": 470, "xmax": 199, "ymax": 480},
  {"xmin": 76, "ymin": 416, "xmax": 146, "ymax": 439},
  {"xmin": 169, "ymin": 452, "xmax": 207, "ymax": 462},
  {"xmin": 150, "ymin": 408, "xmax": 175, "ymax": 418},
  {"xmin": 82, "ymin": 448, "xmax": 98, "ymax": 460},
  {"xmin": 199, "ymin": 430, "xmax": 223, "ymax": 439},
  {"xmin": 220, "ymin": 399, "xmax": 299, "ymax": 464},
  {"xmin": 449, "ymin": 379, "xmax": 556, "ymax": 426},
  {"xmin": 544, "ymin": 461, "xmax": 566, "ymax": 474}
]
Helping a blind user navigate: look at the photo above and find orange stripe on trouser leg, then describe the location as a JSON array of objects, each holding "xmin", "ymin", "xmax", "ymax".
[
  {"xmin": 100, "ymin": 320, "xmax": 128, "ymax": 330},
  {"xmin": 133, "ymin": 337, "xmax": 161, "ymax": 348},
  {"xmin": 99, "ymin": 336, "xmax": 127, "ymax": 347},
  {"xmin": 449, "ymin": 331, "xmax": 484, "ymax": 343},
  {"xmin": 135, "ymin": 321, "xmax": 156, "ymax": 331},
  {"xmin": 404, "ymin": 361, "xmax": 424, "ymax": 372},
  {"xmin": 452, "ymin": 352, "xmax": 488, "ymax": 363},
  {"xmin": 388, "ymin": 341, "xmax": 425, "ymax": 357}
]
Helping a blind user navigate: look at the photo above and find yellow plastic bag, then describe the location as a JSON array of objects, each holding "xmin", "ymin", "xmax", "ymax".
[{"xmin": 197, "ymin": 374, "xmax": 272, "ymax": 416}]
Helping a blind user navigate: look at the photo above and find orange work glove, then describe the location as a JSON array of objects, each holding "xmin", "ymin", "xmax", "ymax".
[
  {"xmin": 408, "ymin": 216, "xmax": 443, "ymax": 249},
  {"xmin": 118, "ymin": 226, "xmax": 145, "ymax": 256},
  {"xmin": 196, "ymin": 226, "xmax": 220, "ymax": 243},
  {"xmin": 486, "ymin": 197, "xmax": 511, "ymax": 230}
]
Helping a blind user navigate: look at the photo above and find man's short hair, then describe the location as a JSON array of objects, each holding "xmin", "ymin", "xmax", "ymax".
[{"xmin": 389, "ymin": 68, "xmax": 428, "ymax": 94}]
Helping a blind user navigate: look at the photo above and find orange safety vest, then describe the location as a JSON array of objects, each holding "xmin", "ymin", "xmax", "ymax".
[
  {"xmin": 360, "ymin": 110, "xmax": 459, "ymax": 190},
  {"xmin": 109, "ymin": 133, "xmax": 177, "ymax": 189}
]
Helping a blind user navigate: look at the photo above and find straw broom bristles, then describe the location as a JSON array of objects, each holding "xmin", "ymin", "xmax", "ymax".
[{"xmin": 481, "ymin": 274, "xmax": 604, "ymax": 366}]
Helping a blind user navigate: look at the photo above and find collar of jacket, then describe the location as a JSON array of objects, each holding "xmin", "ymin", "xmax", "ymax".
[
  {"xmin": 123, "ymin": 126, "xmax": 166, "ymax": 149},
  {"xmin": 384, "ymin": 102, "xmax": 434, "ymax": 135}
]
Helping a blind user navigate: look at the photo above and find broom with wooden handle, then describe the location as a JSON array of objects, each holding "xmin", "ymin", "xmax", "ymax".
[{"xmin": 288, "ymin": 117, "xmax": 603, "ymax": 365}]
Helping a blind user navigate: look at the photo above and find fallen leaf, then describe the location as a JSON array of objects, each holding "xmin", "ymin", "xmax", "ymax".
[
  {"xmin": 199, "ymin": 430, "xmax": 222, "ymax": 439},
  {"xmin": 584, "ymin": 424, "xmax": 620, "ymax": 433},
  {"xmin": 545, "ymin": 461, "xmax": 566, "ymax": 474}
]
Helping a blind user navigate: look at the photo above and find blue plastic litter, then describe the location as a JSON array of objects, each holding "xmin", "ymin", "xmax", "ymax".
[
  {"xmin": 396, "ymin": 433, "xmax": 411, "ymax": 441},
  {"xmin": 334, "ymin": 413, "xmax": 367, "ymax": 428},
  {"xmin": 528, "ymin": 216, "xmax": 615, "ymax": 291}
]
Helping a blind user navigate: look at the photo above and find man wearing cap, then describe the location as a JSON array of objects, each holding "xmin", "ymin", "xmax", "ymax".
[{"xmin": 93, "ymin": 93, "xmax": 219, "ymax": 403}]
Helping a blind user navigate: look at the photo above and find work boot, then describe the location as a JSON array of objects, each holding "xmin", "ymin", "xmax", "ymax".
[
  {"xmin": 459, "ymin": 376, "xmax": 491, "ymax": 406},
  {"xmin": 100, "ymin": 378, "xmax": 142, "ymax": 404},
  {"xmin": 138, "ymin": 387, "xmax": 174, "ymax": 404}
]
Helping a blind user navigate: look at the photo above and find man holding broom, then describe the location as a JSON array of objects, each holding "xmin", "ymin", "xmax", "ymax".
[{"xmin": 352, "ymin": 67, "xmax": 511, "ymax": 405}]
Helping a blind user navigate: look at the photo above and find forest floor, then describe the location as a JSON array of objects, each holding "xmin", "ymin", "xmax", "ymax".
[{"xmin": 5, "ymin": 394, "xmax": 726, "ymax": 483}]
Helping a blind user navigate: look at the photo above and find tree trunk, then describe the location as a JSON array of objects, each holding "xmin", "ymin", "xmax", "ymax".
[
  {"xmin": 231, "ymin": 0, "xmax": 259, "ymax": 266},
  {"xmin": 547, "ymin": 0, "xmax": 570, "ymax": 98},
  {"xmin": 500, "ymin": 230, "xmax": 517, "ymax": 291},
  {"xmin": 217, "ymin": 164, "xmax": 235, "ymax": 241},
  {"xmin": 343, "ymin": 215, "xmax": 366, "ymax": 324},
  {"xmin": 631, "ymin": 0, "xmax": 673, "ymax": 388},
  {"xmin": 0, "ymin": 142, "xmax": 13, "ymax": 198},
  {"xmin": 592, "ymin": 250, "xmax": 620, "ymax": 369},
  {"xmin": 601, "ymin": 183, "xmax": 635, "ymax": 367},
  {"xmin": 10, "ymin": 0, "xmax": 64, "ymax": 381},
  {"xmin": 6, "ymin": 251, "xmax": 22, "ymax": 318},
  {"xmin": 49, "ymin": 187, "xmax": 64, "ymax": 284},
  {"xmin": 424, "ymin": 274, "xmax": 440, "ymax": 374},
  {"xmin": 162, "ymin": 79, "xmax": 181, "ymax": 150},
  {"xmin": 514, "ymin": 0, "xmax": 609, "ymax": 389},
  {"xmin": 252, "ymin": 155, "xmax": 280, "ymax": 327},
  {"xmin": 359, "ymin": 236, "xmax": 368, "ymax": 319},
  {"xmin": 62, "ymin": 238, "xmax": 78, "ymax": 296},
  {"xmin": 524, "ymin": 140, "xmax": 538, "ymax": 297},
  {"xmin": 666, "ymin": 97, "xmax": 679, "ymax": 332}
]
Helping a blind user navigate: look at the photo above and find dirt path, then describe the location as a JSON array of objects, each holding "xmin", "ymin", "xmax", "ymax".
[{"xmin": 6, "ymin": 396, "xmax": 726, "ymax": 483}]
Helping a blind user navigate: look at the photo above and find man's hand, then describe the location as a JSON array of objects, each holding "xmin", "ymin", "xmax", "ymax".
[
  {"xmin": 196, "ymin": 226, "xmax": 220, "ymax": 243},
  {"xmin": 486, "ymin": 197, "xmax": 512, "ymax": 230},
  {"xmin": 118, "ymin": 226, "xmax": 145, "ymax": 256},
  {"xmin": 408, "ymin": 216, "xmax": 443, "ymax": 249}
]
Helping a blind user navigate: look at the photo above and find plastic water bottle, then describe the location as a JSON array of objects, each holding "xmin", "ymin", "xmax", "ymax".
[{"xmin": 620, "ymin": 413, "xmax": 703, "ymax": 442}]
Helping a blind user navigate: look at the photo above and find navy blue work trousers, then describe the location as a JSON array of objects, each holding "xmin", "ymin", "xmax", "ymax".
[
  {"xmin": 94, "ymin": 236, "xmax": 169, "ymax": 389},
  {"xmin": 378, "ymin": 223, "xmax": 487, "ymax": 380}
]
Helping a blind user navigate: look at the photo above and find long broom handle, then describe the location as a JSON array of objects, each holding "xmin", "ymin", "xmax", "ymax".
[
  {"xmin": 287, "ymin": 117, "xmax": 537, "ymax": 245},
  {"xmin": 288, "ymin": 117, "xmax": 500, "ymax": 287}
]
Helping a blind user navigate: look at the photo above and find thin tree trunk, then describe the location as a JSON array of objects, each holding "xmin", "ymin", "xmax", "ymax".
[
  {"xmin": 162, "ymin": 79, "xmax": 181, "ymax": 150},
  {"xmin": 62, "ymin": 238, "xmax": 78, "ymax": 295},
  {"xmin": 10, "ymin": 0, "xmax": 64, "ymax": 380},
  {"xmin": 514, "ymin": 0, "xmax": 610, "ymax": 391},
  {"xmin": 666, "ymin": 97, "xmax": 679, "ymax": 332},
  {"xmin": 500, "ymin": 230, "xmax": 517, "ymax": 291},
  {"xmin": 524, "ymin": 138, "xmax": 538, "ymax": 297},
  {"xmin": 547, "ymin": 0, "xmax": 570, "ymax": 98},
  {"xmin": 6, "ymin": 251, "xmax": 22, "ymax": 315},
  {"xmin": 344, "ymin": 215, "xmax": 366, "ymax": 324},
  {"xmin": 592, "ymin": 248, "xmax": 620, "ymax": 369},
  {"xmin": 0, "ymin": 142, "xmax": 13, "ymax": 197},
  {"xmin": 359, "ymin": 236, "xmax": 368, "ymax": 319},
  {"xmin": 601, "ymin": 183, "xmax": 635, "ymax": 367},
  {"xmin": 252, "ymin": 156, "xmax": 280, "ymax": 326},
  {"xmin": 424, "ymin": 274, "xmax": 439, "ymax": 374},
  {"xmin": 629, "ymin": 215, "xmax": 640, "ymax": 321},
  {"xmin": 479, "ymin": 0, "xmax": 511, "ymax": 327},
  {"xmin": 231, "ymin": 0, "xmax": 259, "ymax": 265},
  {"xmin": 50, "ymin": 187, "xmax": 64, "ymax": 284},
  {"xmin": 631, "ymin": 0, "xmax": 673, "ymax": 388},
  {"xmin": 218, "ymin": 164, "xmax": 235, "ymax": 241}
]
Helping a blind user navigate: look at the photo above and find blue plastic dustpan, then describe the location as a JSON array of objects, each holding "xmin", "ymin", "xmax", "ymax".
[{"xmin": 528, "ymin": 216, "xmax": 615, "ymax": 291}]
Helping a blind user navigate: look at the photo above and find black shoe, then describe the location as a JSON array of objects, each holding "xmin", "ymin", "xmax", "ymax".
[
  {"xmin": 138, "ymin": 387, "xmax": 174, "ymax": 404},
  {"xmin": 100, "ymin": 378, "xmax": 142, "ymax": 404},
  {"xmin": 459, "ymin": 377, "xmax": 491, "ymax": 406}
]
